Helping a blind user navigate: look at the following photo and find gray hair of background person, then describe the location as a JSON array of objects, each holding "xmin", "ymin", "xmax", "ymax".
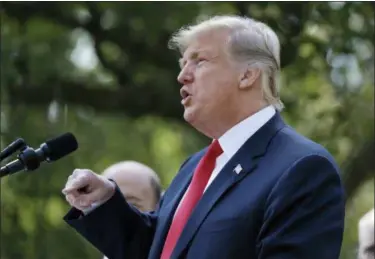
[
  {"xmin": 102, "ymin": 161, "xmax": 162, "ymax": 209},
  {"xmin": 358, "ymin": 208, "xmax": 374, "ymax": 259}
]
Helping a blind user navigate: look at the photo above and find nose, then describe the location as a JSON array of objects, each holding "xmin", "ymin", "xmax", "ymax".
[{"xmin": 177, "ymin": 65, "xmax": 194, "ymax": 85}]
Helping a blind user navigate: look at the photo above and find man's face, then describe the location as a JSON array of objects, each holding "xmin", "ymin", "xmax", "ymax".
[
  {"xmin": 178, "ymin": 29, "xmax": 241, "ymax": 135},
  {"xmin": 114, "ymin": 174, "xmax": 157, "ymax": 212}
]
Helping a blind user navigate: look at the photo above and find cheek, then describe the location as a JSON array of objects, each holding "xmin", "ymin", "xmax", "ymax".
[
  {"xmin": 198, "ymin": 74, "xmax": 234, "ymax": 101},
  {"xmin": 194, "ymin": 69, "xmax": 221, "ymax": 98},
  {"xmin": 193, "ymin": 65, "xmax": 238, "ymax": 106}
]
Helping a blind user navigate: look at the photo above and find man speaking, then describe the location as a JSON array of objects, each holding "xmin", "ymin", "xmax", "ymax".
[{"xmin": 62, "ymin": 15, "xmax": 345, "ymax": 259}]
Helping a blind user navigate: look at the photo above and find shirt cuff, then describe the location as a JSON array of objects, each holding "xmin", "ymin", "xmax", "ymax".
[{"xmin": 81, "ymin": 178, "xmax": 117, "ymax": 215}]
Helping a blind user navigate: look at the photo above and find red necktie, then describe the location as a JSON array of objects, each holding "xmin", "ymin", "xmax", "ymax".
[{"xmin": 160, "ymin": 140, "xmax": 223, "ymax": 259}]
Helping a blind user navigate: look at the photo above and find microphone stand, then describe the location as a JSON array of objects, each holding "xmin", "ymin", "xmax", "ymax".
[
  {"xmin": 0, "ymin": 145, "xmax": 42, "ymax": 178},
  {"xmin": 0, "ymin": 138, "xmax": 27, "ymax": 162},
  {"xmin": 0, "ymin": 138, "xmax": 27, "ymax": 163}
]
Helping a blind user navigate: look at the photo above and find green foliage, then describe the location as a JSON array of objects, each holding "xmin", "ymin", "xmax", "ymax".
[{"xmin": 0, "ymin": 2, "xmax": 373, "ymax": 259}]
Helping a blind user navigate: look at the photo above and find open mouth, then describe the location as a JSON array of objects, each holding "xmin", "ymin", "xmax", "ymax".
[
  {"xmin": 180, "ymin": 89, "xmax": 191, "ymax": 100},
  {"xmin": 180, "ymin": 88, "xmax": 192, "ymax": 105}
]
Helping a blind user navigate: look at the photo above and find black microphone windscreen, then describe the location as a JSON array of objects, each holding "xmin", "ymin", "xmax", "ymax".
[{"xmin": 45, "ymin": 132, "xmax": 78, "ymax": 161}]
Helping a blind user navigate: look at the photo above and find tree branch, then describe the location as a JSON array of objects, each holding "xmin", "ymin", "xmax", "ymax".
[{"xmin": 7, "ymin": 82, "xmax": 184, "ymax": 121}]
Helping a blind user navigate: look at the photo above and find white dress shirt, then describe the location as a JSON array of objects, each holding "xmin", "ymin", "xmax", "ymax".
[
  {"xmin": 205, "ymin": 105, "xmax": 276, "ymax": 191},
  {"xmin": 176, "ymin": 105, "xmax": 276, "ymax": 211}
]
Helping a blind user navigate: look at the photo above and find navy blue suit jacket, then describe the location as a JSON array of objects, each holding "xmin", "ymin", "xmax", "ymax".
[{"xmin": 64, "ymin": 113, "xmax": 345, "ymax": 259}]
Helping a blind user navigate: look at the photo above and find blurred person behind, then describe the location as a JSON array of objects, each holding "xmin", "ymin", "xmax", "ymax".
[
  {"xmin": 358, "ymin": 208, "xmax": 374, "ymax": 259},
  {"xmin": 101, "ymin": 161, "xmax": 162, "ymax": 212}
]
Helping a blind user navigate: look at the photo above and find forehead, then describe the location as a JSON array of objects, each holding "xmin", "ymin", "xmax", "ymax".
[
  {"xmin": 112, "ymin": 171, "xmax": 150, "ymax": 186},
  {"xmin": 181, "ymin": 29, "xmax": 229, "ymax": 60},
  {"xmin": 116, "ymin": 175, "xmax": 154, "ymax": 197}
]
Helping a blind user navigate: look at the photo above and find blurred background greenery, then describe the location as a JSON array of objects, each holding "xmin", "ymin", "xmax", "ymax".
[{"xmin": 0, "ymin": 2, "xmax": 373, "ymax": 259}]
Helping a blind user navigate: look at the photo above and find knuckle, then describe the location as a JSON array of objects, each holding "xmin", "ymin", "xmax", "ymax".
[
  {"xmin": 66, "ymin": 169, "xmax": 97, "ymax": 191},
  {"xmin": 78, "ymin": 174, "xmax": 89, "ymax": 184},
  {"xmin": 72, "ymin": 169, "xmax": 81, "ymax": 176},
  {"xmin": 79, "ymin": 169, "xmax": 94, "ymax": 179},
  {"xmin": 66, "ymin": 174, "xmax": 74, "ymax": 184}
]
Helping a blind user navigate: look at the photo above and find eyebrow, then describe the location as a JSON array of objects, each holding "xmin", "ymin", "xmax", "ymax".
[{"xmin": 178, "ymin": 50, "xmax": 207, "ymax": 68}]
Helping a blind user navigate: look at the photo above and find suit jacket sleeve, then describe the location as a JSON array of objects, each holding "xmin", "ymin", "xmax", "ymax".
[
  {"xmin": 63, "ymin": 184, "xmax": 159, "ymax": 259},
  {"xmin": 256, "ymin": 154, "xmax": 345, "ymax": 259}
]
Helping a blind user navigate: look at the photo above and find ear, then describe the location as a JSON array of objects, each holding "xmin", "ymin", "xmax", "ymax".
[{"xmin": 238, "ymin": 67, "xmax": 261, "ymax": 90}]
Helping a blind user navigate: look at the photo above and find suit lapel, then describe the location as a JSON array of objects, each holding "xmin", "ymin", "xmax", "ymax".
[
  {"xmin": 171, "ymin": 112, "xmax": 286, "ymax": 258},
  {"xmin": 148, "ymin": 150, "xmax": 206, "ymax": 259}
]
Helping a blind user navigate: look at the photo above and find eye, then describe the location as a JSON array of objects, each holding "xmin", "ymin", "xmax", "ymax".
[{"xmin": 197, "ymin": 58, "xmax": 207, "ymax": 66}]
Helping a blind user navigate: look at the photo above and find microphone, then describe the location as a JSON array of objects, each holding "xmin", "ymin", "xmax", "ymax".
[{"xmin": 0, "ymin": 132, "xmax": 78, "ymax": 178}]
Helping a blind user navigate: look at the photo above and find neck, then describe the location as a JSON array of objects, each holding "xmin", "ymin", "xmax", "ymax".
[{"xmin": 206, "ymin": 103, "xmax": 268, "ymax": 139}]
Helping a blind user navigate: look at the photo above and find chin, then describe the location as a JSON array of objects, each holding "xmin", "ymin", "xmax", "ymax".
[
  {"xmin": 183, "ymin": 108, "xmax": 195, "ymax": 123},
  {"xmin": 183, "ymin": 107, "xmax": 210, "ymax": 136},
  {"xmin": 185, "ymin": 104, "xmax": 204, "ymax": 124}
]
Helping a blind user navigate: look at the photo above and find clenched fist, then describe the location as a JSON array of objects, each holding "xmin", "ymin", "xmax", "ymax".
[{"xmin": 62, "ymin": 169, "xmax": 116, "ymax": 211}]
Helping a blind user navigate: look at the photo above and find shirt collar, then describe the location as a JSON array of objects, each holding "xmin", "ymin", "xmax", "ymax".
[{"xmin": 217, "ymin": 106, "xmax": 276, "ymax": 159}]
